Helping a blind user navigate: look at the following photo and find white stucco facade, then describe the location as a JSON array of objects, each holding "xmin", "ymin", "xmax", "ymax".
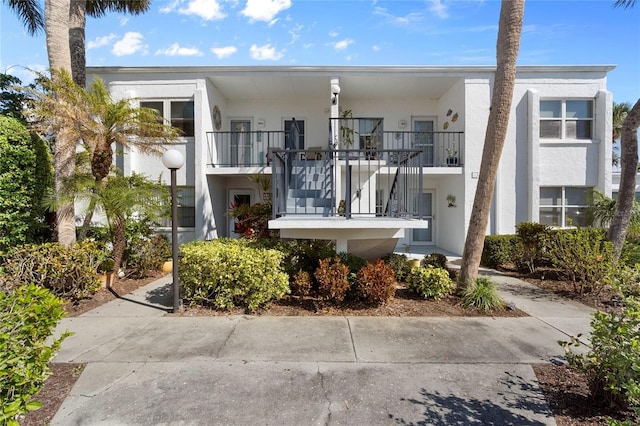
[{"xmin": 87, "ymin": 65, "xmax": 614, "ymax": 257}]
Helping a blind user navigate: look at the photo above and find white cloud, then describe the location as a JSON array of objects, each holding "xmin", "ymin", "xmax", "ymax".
[
  {"xmin": 372, "ymin": 45, "xmax": 381, "ymax": 52},
  {"xmin": 333, "ymin": 38, "xmax": 353, "ymax": 51},
  {"xmin": 112, "ymin": 32, "xmax": 147, "ymax": 56},
  {"xmin": 211, "ymin": 45, "xmax": 238, "ymax": 58},
  {"xmin": 160, "ymin": 0, "xmax": 226, "ymax": 21},
  {"xmin": 328, "ymin": 30, "xmax": 338, "ymax": 38},
  {"xmin": 87, "ymin": 34, "xmax": 116, "ymax": 49},
  {"xmin": 242, "ymin": 0, "xmax": 291, "ymax": 22},
  {"xmin": 119, "ymin": 17, "xmax": 129, "ymax": 26},
  {"xmin": 373, "ymin": 6, "xmax": 424, "ymax": 25},
  {"xmin": 288, "ymin": 23, "xmax": 303, "ymax": 45},
  {"xmin": 249, "ymin": 43, "xmax": 284, "ymax": 60},
  {"xmin": 429, "ymin": 0, "xmax": 448, "ymax": 19},
  {"xmin": 155, "ymin": 43, "xmax": 204, "ymax": 56}
]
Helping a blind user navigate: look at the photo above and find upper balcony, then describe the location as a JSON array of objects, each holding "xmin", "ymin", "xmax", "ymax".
[{"xmin": 206, "ymin": 118, "xmax": 464, "ymax": 169}]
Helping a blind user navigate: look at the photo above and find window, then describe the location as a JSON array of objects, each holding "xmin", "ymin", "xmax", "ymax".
[
  {"xmin": 540, "ymin": 100, "xmax": 593, "ymax": 140},
  {"xmin": 284, "ymin": 119, "xmax": 305, "ymax": 149},
  {"xmin": 539, "ymin": 186, "xmax": 591, "ymax": 227},
  {"xmin": 140, "ymin": 100, "xmax": 195, "ymax": 137},
  {"xmin": 160, "ymin": 186, "xmax": 195, "ymax": 227}
]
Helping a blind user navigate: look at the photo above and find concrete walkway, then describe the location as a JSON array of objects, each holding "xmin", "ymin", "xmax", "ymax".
[{"xmin": 49, "ymin": 271, "xmax": 596, "ymax": 426}]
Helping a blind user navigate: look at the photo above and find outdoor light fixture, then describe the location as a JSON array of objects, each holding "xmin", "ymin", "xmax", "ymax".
[
  {"xmin": 331, "ymin": 84, "xmax": 341, "ymax": 105},
  {"xmin": 162, "ymin": 149, "xmax": 185, "ymax": 313}
]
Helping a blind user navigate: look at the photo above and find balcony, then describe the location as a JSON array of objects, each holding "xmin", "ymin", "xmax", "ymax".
[
  {"xmin": 206, "ymin": 123, "xmax": 463, "ymax": 168},
  {"xmin": 271, "ymin": 148, "xmax": 427, "ymax": 219}
]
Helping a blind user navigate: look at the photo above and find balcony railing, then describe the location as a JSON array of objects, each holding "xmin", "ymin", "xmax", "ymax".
[
  {"xmin": 206, "ymin": 131, "xmax": 286, "ymax": 167},
  {"xmin": 207, "ymin": 127, "xmax": 463, "ymax": 168},
  {"xmin": 272, "ymin": 148, "xmax": 426, "ymax": 218}
]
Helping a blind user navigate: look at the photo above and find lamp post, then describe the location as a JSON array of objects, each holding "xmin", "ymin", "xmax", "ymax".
[{"xmin": 162, "ymin": 149, "xmax": 185, "ymax": 313}]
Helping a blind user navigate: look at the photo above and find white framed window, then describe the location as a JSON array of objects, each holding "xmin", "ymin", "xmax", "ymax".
[
  {"xmin": 539, "ymin": 186, "xmax": 592, "ymax": 227},
  {"xmin": 160, "ymin": 186, "xmax": 195, "ymax": 228},
  {"xmin": 540, "ymin": 99, "xmax": 593, "ymax": 140},
  {"xmin": 140, "ymin": 99, "xmax": 195, "ymax": 137}
]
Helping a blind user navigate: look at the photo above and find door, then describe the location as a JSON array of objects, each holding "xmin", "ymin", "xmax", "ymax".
[
  {"xmin": 230, "ymin": 120, "xmax": 252, "ymax": 166},
  {"xmin": 228, "ymin": 190, "xmax": 253, "ymax": 238},
  {"xmin": 411, "ymin": 191, "xmax": 434, "ymax": 245},
  {"xmin": 413, "ymin": 119, "xmax": 434, "ymax": 166}
]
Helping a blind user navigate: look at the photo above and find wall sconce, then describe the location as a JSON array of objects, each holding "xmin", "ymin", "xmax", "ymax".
[{"xmin": 331, "ymin": 84, "xmax": 341, "ymax": 105}]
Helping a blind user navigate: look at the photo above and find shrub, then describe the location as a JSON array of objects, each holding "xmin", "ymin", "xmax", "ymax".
[
  {"xmin": 421, "ymin": 252, "xmax": 448, "ymax": 269},
  {"xmin": 354, "ymin": 260, "xmax": 397, "ymax": 305},
  {"xmin": 314, "ymin": 257, "xmax": 350, "ymax": 303},
  {"xmin": 481, "ymin": 235, "xmax": 519, "ymax": 269},
  {"xmin": 338, "ymin": 251, "xmax": 367, "ymax": 275},
  {"xmin": 515, "ymin": 222, "xmax": 551, "ymax": 273},
  {"xmin": 382, "ymin": 253, "xmax": 411, "ymax": 282},
  {"xmin": 560, "ymin": 297, "xmax": 640, "ymax": 411},
  {"xmin": 179, "ymin": 239, "xmax": 289, "ymax": 312},
  {"xmin": 1, "ymin": 242, "xmax": 102, "ymax": 299},
  {"xmin": 0, "ymin": 284, "xmax": 71, "ymax": 424},
  {"xmin": 279, "ymin": 239, "xmax": 336, "ymax": 279},
  {"xmin": 0, "ymin": 116, "xmax": 53, "ymax": 257},
  {"xmin": 547, "ymin": 228, "xmax": 614, "ymax": 295},
  {"xmin": 609, "ymin": 265, "xmax": 640, "ymax": 298},
  {"xmin": 406, "ymin": 266, "xmax": 453, "ymax": 300},
  {"xmin": 291, "ymin": 270, "xmax": 312, "ymax": 296},
  {"xmin": 461, "ymin": 277, "xmax": 504, "ymax": 313},
  {"xmin": 125, "ymin": 234, "xmax": 171, "ymax": 278}
]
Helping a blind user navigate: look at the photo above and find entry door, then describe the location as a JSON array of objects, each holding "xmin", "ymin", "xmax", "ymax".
[
  {"xmin": 413, "ymin": 120, "xmax": 434, "ymax": 166},
  {"xmin": 230, "ymin": 120, "xmax": 252, "ymax": 166},
  {"xmin": 411, "ymin": 191, "xmax": 434, "ymax": 245},
  {"xmin": 228, "ymin": 190, "xmax": 253, "ymax": 238}
]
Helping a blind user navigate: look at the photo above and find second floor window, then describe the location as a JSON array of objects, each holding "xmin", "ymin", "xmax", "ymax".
[
  {"xmin": 540, "ymin": 99, "xmax": 593, "ymax": 140},
  {"xmin": 140, "ymin": 100, "xmax": 195, "ymax": 137}
]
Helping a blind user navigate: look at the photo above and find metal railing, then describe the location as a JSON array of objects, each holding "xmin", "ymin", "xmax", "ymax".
[
  {"xmin": 207, "ymin": 126, "xmax": 463, "ymax": 168},
  {"xmin": 206, "ymin": 131, "xmax": 286, "ymax": 166},
  {"xmin": 272, "ymin": 148, "xmax": 424, "ymax": 218}
]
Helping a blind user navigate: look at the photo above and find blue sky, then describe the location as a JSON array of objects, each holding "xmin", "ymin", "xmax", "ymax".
[{"xmin": 1, "ymin": 0, "xmax": 639, "ymax": 104}]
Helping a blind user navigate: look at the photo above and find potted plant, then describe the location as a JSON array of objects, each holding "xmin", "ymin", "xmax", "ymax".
[
  {"xmin": 98, "ymin": 257, "xmax": 115, "ymax": 288},
  {"xmin": 364, "ymin": 134, "xmax": 380, "ymax": 160},
  {"xmin": 446, "ymin": 148, "xmax": 458, "ymax": 166},
  {"xmin": 340, "ymin": 110, "xmax": 356, "ymax": 148}
]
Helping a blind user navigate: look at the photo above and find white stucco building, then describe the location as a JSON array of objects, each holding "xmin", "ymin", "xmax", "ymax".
[{"xmin": 87, "ymin": 65, "xmax": 614, "ymax": 258}]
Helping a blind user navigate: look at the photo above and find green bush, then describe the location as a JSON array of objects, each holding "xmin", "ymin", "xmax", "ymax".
[
  {"xmin": 421, "ymin": 252, "xmax": 448, "ymax": 269},
  {"xmin": 314, "ymin": 257, "xmax": 350, "ymax": 303},
  {"xmin": 514, "ymin": 222, "xmax": 551, "ymax": 273},
  {"xmin": 481, "ymin": 235, "xmax": 519, "ymax": 269},
  {"xmin": 406, "ymin": 266, "xmax": 453, "ymax": 300},
  {"xmin": 609, "ymin": 265, "xmax": 640, "ymax": 298},
  {"xmin": 125, "ymin": 234, "xmax": 171, "ymax": 278},
  {"xmin": 0, "ymin": 116, "xmax": 53, "ymax": 257},
  {"xmin": 338, "ymin": 251, "xmax": 367, "ymax": 275},
  {"xmin": 560, "ymin": 297, "xmax": 640, "ymax": 412},
  {"xmin": 278, "ymin": 239, "xmax": 336, "ymax": 279},
  {"xmin": 547, "ymin": 228, "xmax": 614, "ymax": 295},
  {"xmin": 354, "ymin": 260, "xmax": 397, "ymax": 306},
  {"xmin": 0, "ymin": 284, "xmax": 71, "ymax": 424},
  {"xmin": 1, "ymin": 242, "xmax": 102, "ymax": 299},
  {"xmin": 461, "ymin": 277, "xmax": 504, "ymax": 313},
  {"xmin": 179, "ymin": 239, "xmax": 289, "ymax": 312},
  {"xmin": 382, "ymin": 253, "xmax": 411, "ymax": 282}
]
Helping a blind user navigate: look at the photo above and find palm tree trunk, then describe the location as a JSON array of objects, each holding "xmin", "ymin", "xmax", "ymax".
[
  {"xmin": 78, "ymin": 194, "xmax": 97, "ymax": 241},
  {"xmin": 458, "ymin": 0, "xmax": 525, "ymax": 291},
  {"xmin": 68, "ymin": 0, "xmax": 86, "ymax": 86},
  {"xmin": 111, "ymin": 216, "xmax": 126, "ymax": 273},
  {"xmin": 607, "ymin": 98, "xmax": 640, "ymax": 259},
  {"xmin": 45, "ymin": 0, "xmax": 76, "ymax": 247}
]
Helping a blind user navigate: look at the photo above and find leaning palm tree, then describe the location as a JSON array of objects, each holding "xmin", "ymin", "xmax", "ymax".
[
  {"xmin": 458, "ymin": 0, "xmax": 525, "ymax": 289},
  {"xmin": 612, "ymin": 102, "xmax": 631, "ymax": 166}
]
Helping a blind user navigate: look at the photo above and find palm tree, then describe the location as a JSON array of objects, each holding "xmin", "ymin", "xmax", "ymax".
[
  {"xmin": 70, "ymin": 0, "xmax": 151, "ymax": 86},
  {"xmin": 27, "ymin": 70, "xmax": 181, "ymax": 238},
  {"xmin": 607, "ymin": 0, "xmax": 640, "ymax": 259},
  {"xmin": 457, "ymin": 0, "xmax": 525, "ymax": 290},
  {"xmin": 2, "ymin": 0, "xmax": 44, "ymax": 35},
  {"xmin": 612, "ymin": 102, "xmax": 631, "ymax": 166}
]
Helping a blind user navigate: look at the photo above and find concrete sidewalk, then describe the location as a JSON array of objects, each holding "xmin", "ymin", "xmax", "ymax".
[{"xmin": 49, "ymin": 271, "xmax": 596, "ymax": 426}]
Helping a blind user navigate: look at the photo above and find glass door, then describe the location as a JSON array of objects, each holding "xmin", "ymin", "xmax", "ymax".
[
  {"xmin": 228, "ymin": 190, "xmax": 253, "ymax": 238},
  {"xmin": 411, "ymin": 191, "xmax": 434, "ymax": 245},
  {"xmin": 413, "ymin": 120, "xmax": 434, "ymax": 166},
  {"xmin": 231, "ymin": 120, "xmax": 252, "ymax": 166}
]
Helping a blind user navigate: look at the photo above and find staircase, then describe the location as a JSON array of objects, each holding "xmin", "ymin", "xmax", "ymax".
[{"xmin": 286, "ymin": 159, "xmax": 333, "ymax": 215}]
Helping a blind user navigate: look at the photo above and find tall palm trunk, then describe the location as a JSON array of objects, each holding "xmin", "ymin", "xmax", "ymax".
[
  {"xmin": 607, "ymin": 98, "xmax": 640, "ymax": 259},
  {"xmin": 111, "ymin": 215, "xmax": 126, "ymax": 272},
  {"xmin": 79, "ymin": 138, "xmax": 113, "ymax": 239},
  {"xmin": 68, "ymin": 0, "xmax": 86, "ymax": 86},
  {"xmin": 45, "ymin": 0, "xmax": 76, "ymax": 247},
  {"xmin": 458, "ymin": 0, "xmax": 525, "ymax": 290}
]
